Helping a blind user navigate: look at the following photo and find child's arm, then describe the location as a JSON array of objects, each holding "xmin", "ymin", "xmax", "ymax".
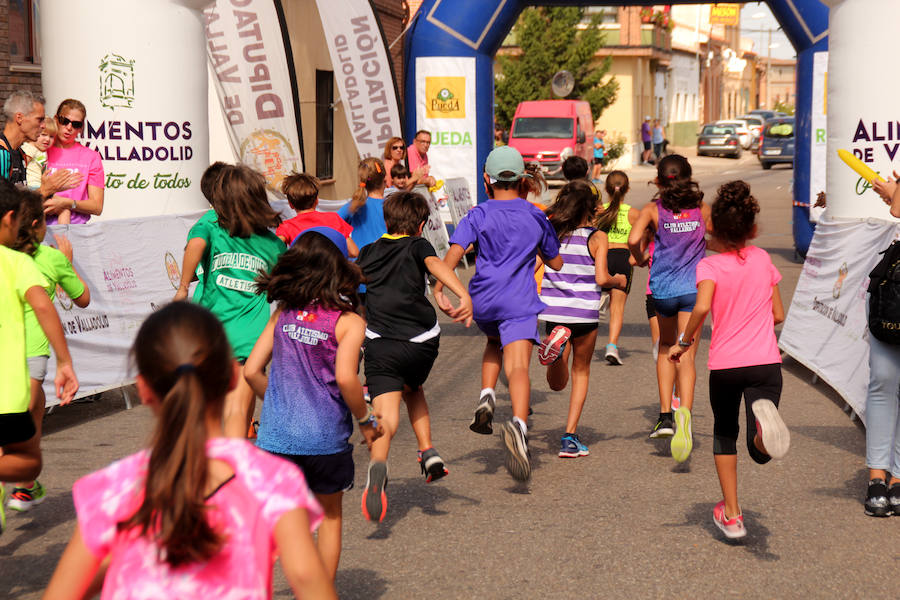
[
  {"xmin": 668, "ymin": 279, "xmax": 714, "ymax": 363},
  {"xmin": 589, "ymin": 231, "xmax": 627, "ymax": 289},
  {"xmin": 56, "ymin": 208, "xmax": 71, "ymax": 225},
  {"xmin": 425, "ymin": 256, "xmax": 473, "ymax": 325},
  {"xmin": 25, "ymin": 286, "xmax": 78, "ymax": 404},
  {"xmin": 274, "ymin": 508, "xmax": 338, "ymax": 599},
  {"xmin": 54, "ymin": 234, "xmax": 91, "ymax": 307},
  {"xmin": 335, "ymin": 311, "xmax": 383, "ymax": 448},
  {"xmin": 433, "ymin": 243, "xmax": 466, "ymax": 313},
  {"xmin": 173, "ymin": 237, "xmax": 206, "ymax": 301},
  {"xmin": 627, "ymin": 204, "xmax": 655, "ymax": 266},
  {"xmin": 244, "ymin": 309, "xmax": 281, "ymax": 398},
  {"xmin": 772, "ymin": 283, "xmax": 785, "ymax": 325},
  {"xmin": 42, "ymin": 524, "xmax": 104, "ymax": 600},
  {"xmin": 542, "ymin": 252, "xmax": 563, "ymax": 271},
  {"xmin": 346, "ymin": 237, "xmax": 359, "ymax": 258}
]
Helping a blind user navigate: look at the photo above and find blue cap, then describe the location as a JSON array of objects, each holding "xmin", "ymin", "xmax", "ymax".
[{"xmin": 291, "ymin": 226, "xmax": 349, "ymax": 258}]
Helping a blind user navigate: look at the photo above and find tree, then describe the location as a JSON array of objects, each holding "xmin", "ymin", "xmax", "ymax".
[{"xmin": 494, "ymin": 7, "xmax": 619, "ymax": 130}]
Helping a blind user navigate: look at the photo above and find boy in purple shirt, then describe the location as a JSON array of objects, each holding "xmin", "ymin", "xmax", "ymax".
[{"xmin": 435, "ymin": 146, "xmax": 562, "ymax": 481}]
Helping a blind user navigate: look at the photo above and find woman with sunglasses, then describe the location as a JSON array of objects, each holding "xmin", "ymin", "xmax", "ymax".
[
  {"xmin": 44, "ymin": 99, "xmax": 104, "ymax": 225},
  {"xmin": 381, "ymin": 136, "xmax": 428, "ymax": 191}
]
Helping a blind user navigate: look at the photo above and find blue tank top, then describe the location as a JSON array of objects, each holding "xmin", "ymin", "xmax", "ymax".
[
  {"xmin": 256, "ymin": 304, "xmax": 352, "ymax": 456},
  {"xmin": 649, "ymin": 204, "xmax": 706, "ymax": 299}
]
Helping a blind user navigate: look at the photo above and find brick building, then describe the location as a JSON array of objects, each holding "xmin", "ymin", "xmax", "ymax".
[{"xmin": 0, "ymin": 0, "xmax": 43, "ymax": 117}]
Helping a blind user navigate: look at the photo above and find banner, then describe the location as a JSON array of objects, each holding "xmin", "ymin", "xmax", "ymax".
[
  {"xmin": 41, "ymin": 211, "xmax": 207, "ymax": 406},
  {"xmin": 444, "ymin": 177, "xmax": 474, "ymax": 227},
  {"xmin": 316, "ymin": 0, "xmax": 403, "ymax": 159},
  {"xmin": 204, "ymin": 0, "xmax": 304, "ymax": 195},
  {"xmin": 412, "ymin": 185, "xmax": 451, "ymax": 259},
  {"xmin": 709, "ymin": 4, "xmax": 740, "ymax": 26},
  {"xmin": 415, "ymin": 56, "xmax": 477, "ymax": 218},
  {"xmin": 779, "ymin": 217, "xmax": 900, "ymax": 423},
  {"xmin": 41, "ymin": 0, "xmax": 211, "ymax": 220},
  {"xmin": 809, "ymin": 52, "xmax": 827, "ymax": 222}
]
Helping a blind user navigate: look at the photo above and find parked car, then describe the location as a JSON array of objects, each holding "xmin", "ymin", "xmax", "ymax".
[
  {"xmin": 758, "ymin": 117, "xmax": 795, "ymax": 169},
  {"xmin": 748, "ymin": 109, "xmax": 779, "ymax": 121},
  {"xmin": 697, "ymin": 124, "xmax": 742, "ymax": 158},
  {"xmin": 715, "ymin": 119, "xmax": 753, "ymax": 149},
  {"xmin": 737, "ymin": 114, "xmax": 764, "ymax": 146},
  {"xmin": 507, "ymin": 100, "xmax": 594, "ymax": 180}
]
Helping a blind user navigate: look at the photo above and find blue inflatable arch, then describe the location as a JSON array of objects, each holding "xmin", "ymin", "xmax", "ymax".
[{"xmin": 405, "ymin": 0, "xmax": 828, "ymax": 255}]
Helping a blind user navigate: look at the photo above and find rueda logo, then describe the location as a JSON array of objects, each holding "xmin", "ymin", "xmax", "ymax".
[
  {"xmin": 426, "ymin": 77, "xmax": 465, "ymax": 118},
  {"xmin": 165, "ymin": 252, "xmax": 181, "ymax": 290},
  {"xmin": 239, "ymin": 129, "xmax": 300, "ymax": 194},
  {"xmin": 99, "ymin": 53, "xmax": 135, "ymax": 110}
]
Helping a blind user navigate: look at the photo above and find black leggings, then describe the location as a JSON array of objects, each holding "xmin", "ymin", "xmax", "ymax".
[{"xmin": 708, "ymin": 364, "xmax": 782, "ymax": 463}]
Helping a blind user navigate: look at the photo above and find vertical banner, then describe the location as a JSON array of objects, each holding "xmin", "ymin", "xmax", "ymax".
[
  {"xmin": 315, "ymin": 0, "xmax": 403, "ymax": 159},
  {"xmin": 415, "ymin": 56, "xmax": 477, "ymax": 214},
  {"xmin": 809, "ymin": 51, "xmax": 827, "ymax": 222},
  {"xmin": 204, "ymin": 0, "xmax": 304, "ymax": 196},
  {"xmin": 412, "ymin": 185, "xmax": 450, "ymax": 259},
  {"xmin": 41, "ymin": 0, "xmax": 210, "ymax": 220}
]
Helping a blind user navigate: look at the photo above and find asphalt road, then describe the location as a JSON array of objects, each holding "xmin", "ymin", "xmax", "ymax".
[{"xmin": 3, "ymin": 150, "xmax": 890, "ymax": 599}]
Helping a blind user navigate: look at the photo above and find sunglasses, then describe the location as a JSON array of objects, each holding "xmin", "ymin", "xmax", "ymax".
[
  {"xmin": 57, "ymin": 116, "xmax": 84, "ymax": 129},
  {"xmin": 391, "ymin": 145, "xmax": 404, "ymax": 150}
]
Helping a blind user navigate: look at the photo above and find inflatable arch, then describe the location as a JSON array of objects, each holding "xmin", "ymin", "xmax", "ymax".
[{"xmin": 405, "ymin": 0, "xmax": 828, "ymax": 255}]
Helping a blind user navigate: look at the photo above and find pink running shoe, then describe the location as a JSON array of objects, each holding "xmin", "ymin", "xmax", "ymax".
[
  {"xmin": 713, "ymin": 500, "xmax": 746, "ymax": 539},
  {"xmin": 538, "ymin": 326, "xmax": 571, "ymax": 366}
]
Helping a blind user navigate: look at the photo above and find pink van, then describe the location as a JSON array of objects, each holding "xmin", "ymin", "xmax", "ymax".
[{"xmin": 507, "ymin": 100, "xmax": 595, "ymax": 180}]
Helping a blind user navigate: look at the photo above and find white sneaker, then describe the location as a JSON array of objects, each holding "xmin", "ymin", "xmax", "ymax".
[
  {"xmin": 604, "ymin": 343, "xmax": 622, "ymax": 365},
  {"xmin": 752, "ymin": 399, "xmax": 790, "ymax": 459}
]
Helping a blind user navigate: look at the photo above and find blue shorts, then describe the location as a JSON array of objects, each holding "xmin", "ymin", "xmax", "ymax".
[
  {"xmin": 476, "ymin": 315, "xmax": 540, "ymax": 347},
  {"xmin": 654, "ymin": 293, "xmax": 697, "ymax": 318}
]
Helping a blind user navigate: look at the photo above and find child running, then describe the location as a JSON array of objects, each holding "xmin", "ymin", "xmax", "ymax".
[
  {"xmin": 244, "ymin": 231, "xmax": 382, "ymax": 578},
  {"xmin": 669, "ymin": 180, "xmax": 788, "ymax": 539},
  {"xmin": 174, "ymin": 163, "xmax": 285, "ymax": 438},
  {"xmin": 44, "ymin": 302, "xmax": 335, "ymax": 598},
  {"xmin": 537, "ymin": 180, "xmax": 626, "ymax": 458},
  {"xmin": 597, "ymin": 171, "xmax": 639, "ymax": 365},
  {"xmin": 338, "ymin": 158, "xmax": 387, "ymax": 251},
  {"xmin": 628, "ymin": 154, "xmax": 708, "ymax": 463},
  {"xmin": 7, "ymin": 192, "xmax": 90, "ymax": 512},
  {"xmin": 356, "ymin": 191, "xmax": 472, "ymax": 521},
  {"xmin": 275, "ymin": 172, "xmax": 358, "ymax": 257},
  {"xmin": 435, "ymin": 146, "xmax": 561, "ymax": 481}
]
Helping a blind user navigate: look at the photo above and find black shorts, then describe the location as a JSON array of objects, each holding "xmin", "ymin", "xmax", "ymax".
[
  {"xmin": 708, "ymin": 363, "xmax": 783, "ymax": 463},
  {"xmin": 273, "ymin": 446, "xmax": 355, "ymax": 495},
  {"xmin": 643, "ymin": 141, "xmax": 652, "ymax": 151},
  {"xmin": 364, "ymin": 336, "xmax": 439, "ymax": 399},
  {"xmin": 0, "ymin": 410, "xmax": 36, "ymax": 446},
  {"xmin": 645, "ymin": 294, "xmax": 656, "ymax": 320},
  {"xmin": 593, "ymin": 156, "xmax": 604, "ymax": 165},
  {"xmin": 604, "ymin": 248, "xmax": 633, "ymax": 294},
  {"xmin": 543, "ymin": 321, "xmax": 598, "ymax": 339}
]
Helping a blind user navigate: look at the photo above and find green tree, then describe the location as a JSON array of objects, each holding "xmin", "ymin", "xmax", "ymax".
[{"xmin": 494, "ymin": 7, "xmax": 619, "ymax": 130}]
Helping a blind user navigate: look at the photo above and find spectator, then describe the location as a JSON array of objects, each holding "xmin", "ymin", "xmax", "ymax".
[
  {"xmin": 652, "ymin": 119, "xmax": 666, "ymax": 162},
  {"xmin": 641, "ymin": 116, "xmax": 652, "ymax": 165},
  {"xmin": 591, "ymin": 129, "xmax": 606, "ymax": 182},
  {"xmin": 382, "ymin": 136, "xmax": 406, "ymax": 188},
  {"xmin": 407, "ymin": 130, "xmax": 436, "ymax": 188}
]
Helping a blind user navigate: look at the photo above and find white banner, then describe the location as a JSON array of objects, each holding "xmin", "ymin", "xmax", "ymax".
[
  {"xmin": 41, "ymin": 212, "xmax": 206, "ymax": 406},
  {"xmin": 41, "ymin": 0, "xmax": 211, "ymax": 220},
  {"xmin": 204, "ymin": 0, "xmax": 303, "ymax": 195},
  {"xmin": 415, "ymin": 57, "xmax": 477, "ymax": 218},
  {"xmin": 412, "ymin": 185, "xmax": 450, "ymax": 259},
  {"xmin": 316, "ymin": 0, "xmax": 403, "ymax": 159},
  {"xmin": 779, "ymin": 217, "xmax": 900, "ymax": 423},
  {"xmin": 809, "ymin": 51, "xmax": 827, "ymax": 223},
  {"xmin": 444, "ymin": 177, "xmax": 474, "ymax": 226}
]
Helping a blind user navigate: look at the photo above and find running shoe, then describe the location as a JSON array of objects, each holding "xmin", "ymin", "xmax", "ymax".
[
  {"xmin": 649, "ymin": 414, "xmax": 674, "ymax": 439},
  {"xmin": 538, "ymin": 325, "xmax": 571, "ymax": 366},
  {"xmin": 671, "ymin": 407, "xmax": 693, "ymax": 463},
  {"xmin": 470, "ymin": 390, "xmax": 496, "ymax": 435},
  {"xmin": 418, "ymin": 448, "xmax": 449, "ymax": 483},
  {"xmin": 605, "ymin": 343, "xmax": 622, "ymax": 365},
  {"xmin": 865, "ymin": 478, "xmax": 891, "ymax": 517},
  {"xmin": 889, "ymin": 482, "xmax": 900, "ymax": 516},
  {"xmin": 500, "ymin": 419, "xmax": 532, "ymax": 481},
  {"xmin": 7, "ymin": 481, "xmax": 46, "ymax": 512},
  {"xmin": 751, "ymin": 399, "xmax": 790, "ymax": 459},
  {"xmin": 713, "ymin": 500, "xmax": 747, "ymax": 539},
  {"xmin": 361, "ymin": 461, "xmax": 388, "ymax": 523},
  {"xmin": 558, "ymin": 433, "xmax": 589, "ymax": 458}
]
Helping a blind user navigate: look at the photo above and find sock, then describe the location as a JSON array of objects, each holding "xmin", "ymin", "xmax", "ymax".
[
  {"xmin": 660, "ymin": 412, "xmax": 673, "ymax": 421},
  {"xmin": 480, "ymin": 387, "xmax": 495, "ymax": 400},
  {"xmin": 513, "ymin": 416, "xmax": 528, "ymax": 435}
]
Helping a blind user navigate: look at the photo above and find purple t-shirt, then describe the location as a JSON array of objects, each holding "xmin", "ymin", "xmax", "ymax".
[
  {"xmin": 649, "ymin": 204, "xmax": 706, "ymax": 299},
  {"xmin": 641, "ymin": 121, "xmax": 652, "ymax": 142},
  {"xmin": 256, "ymin": 304, "xmax": 352, "ymax": 456},
  {"xmin": 450, "ymin": 198, "xmax": 560, "ymax": 322}
]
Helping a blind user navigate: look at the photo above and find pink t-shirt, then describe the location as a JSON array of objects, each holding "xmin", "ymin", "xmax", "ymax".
[
  {"xmin": 73, "ymin": 438, "xmax": 323, "ymax": 600},
  {"xmin": 46, "ymin": 142, "xmax": 105, "ymax": 225},
  {"xmin": 695, "ymin": 245, "xmax": 782, "ymax": 370},
  {"xmin": 407, "ymin": 144, "xmax": 428, "ymax": 175}
]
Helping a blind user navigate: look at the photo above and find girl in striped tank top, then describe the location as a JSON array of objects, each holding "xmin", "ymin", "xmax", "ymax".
[{"xmin": 537, "ymin": 181, "xmax": 627, "ymax": 458}]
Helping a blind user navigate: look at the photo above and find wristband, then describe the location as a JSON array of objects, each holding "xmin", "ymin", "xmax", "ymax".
[
  {"xmin": 677, "ymin": 332, "xmax": 693, "ymax": 348},
  {"xmin": 358, "ymin": 405, "xmax": 377, "ymax": 427},
  {"xmin": 71, "ymin": 198, "xmax": 78, "ymax": 211}
]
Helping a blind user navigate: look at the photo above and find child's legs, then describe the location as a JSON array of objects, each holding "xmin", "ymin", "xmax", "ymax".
[
  {"xmin": 481, "ymin": 337, "xmax": 502, "ymax": 390},
  {"xmin": 369, "ymin": 391, "xmax": 403, "ymax": 462},
  {"xmin": 675, "ymin": 310, "xmax": 697, "ymax": 411},
  {"xmin": 224, "ymin": 364, "xmax": 255, "ymax": 438},
  {"xmin": 655, "ymin": 313, "xmax": 678, "ymax": 413},
  {"xmin": 608, "ymin": 288, "xmax": 628, "ymax": 346},
  {"xmin": 403, "ymin": 386, "xmax": 433, "ymax": 452},
  {"xmin": 504, "ymin": 340, "xmax": 534, "ymax": 423},
  {"xmin": 743, "ymin": 365, "xmax": 783, "ymax": 464},
  {"xmin": 710, "ymin": 369, "xmax": 744, "ymax": 517},
  {"xmin": 0, "ymin": 410, "xmax": 40, "ymax": 482},
  {"xmin": 15, "ymin": 377, "xmax": 46, "ymax": 488},
  {"xmin": 313, "ymin": 491, "xmax": 343, "ymax": 581},
  {"xmin": 543, "ymin": 322, "xmax": 572, "ymax": 391},
  {"xmin": 565, "ymin": 329, "xmax": 599, "ymax": 433}
]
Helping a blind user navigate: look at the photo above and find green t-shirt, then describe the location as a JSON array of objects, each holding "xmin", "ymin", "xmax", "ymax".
[
  {"xmin": 188, "ymin": 213, "xmax": 285, "ymax": 360},
  {"xmin": 0, "ymin": 245, "xmax": 48, "ymax": 414},
  {"xmin": 24, "ymin": 244, "xmax": 86, "ymax": 358}
]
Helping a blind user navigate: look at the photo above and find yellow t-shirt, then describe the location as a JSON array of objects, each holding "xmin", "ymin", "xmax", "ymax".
[{"xmin": 0, "ymin": 245, "xmax": 48, "ymax": 414}]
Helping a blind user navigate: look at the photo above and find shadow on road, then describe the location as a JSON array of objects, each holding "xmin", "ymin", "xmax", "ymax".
[
  {"xmin": 675, "ymin": 503, "xmax": 779, "ymax": 562},
  {"xmin": 364, "ymin": 476, "xmax": 479, "ymax": 540}
]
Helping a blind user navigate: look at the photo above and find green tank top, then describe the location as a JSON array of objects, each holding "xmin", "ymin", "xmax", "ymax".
[{"xmin": 603, "ymin": 202, "xmax": 632, "ymax": 244}]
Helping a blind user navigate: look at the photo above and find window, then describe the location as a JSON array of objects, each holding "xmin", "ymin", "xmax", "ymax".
[
  {"xmin": 511, "ymin": 117, "xmax": 574, "ymax": 139},
  {"xmin": 315, "ymin": 70, "xmax": 334, "ymax": 180},
  {"xmin": 9, "ymin": 0, "xmax": 41, "ymax": 66}
]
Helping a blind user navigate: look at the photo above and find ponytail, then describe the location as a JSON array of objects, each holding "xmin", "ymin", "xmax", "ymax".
[
  {"xmin": 120, "ymin": 302, "xmax": 233, "ymax": 568},
  {"xmin": 654, "ymin": 154, "xmax": 703, "ymax": 212},
  {"xmin": 596, "ymin": 170, "xmax": 629, "ymax": 232},
  {"xmin": 352, "ymin": 157, "xmax": 386, "ymax": 206}
]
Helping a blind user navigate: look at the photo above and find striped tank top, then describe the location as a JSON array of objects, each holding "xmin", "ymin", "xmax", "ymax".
[
  {"xmin": 603, "ymin": 202, "xmax": 632, "ymax": 244},
  {"xmin": 649, "ymin": 204, "xmax": 706, "ymax": 299},
  {"xmin": 539, "ymin": 227, "xmax": 602, "ymax": 323}
]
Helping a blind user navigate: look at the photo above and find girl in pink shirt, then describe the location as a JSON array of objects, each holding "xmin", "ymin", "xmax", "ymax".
[
  {"xmin": 669, "ymin": 180, "xmax": 789, "ymax": 541},
  {"xmin": 44, "ymin": 302, "xmax": 336, "ymax": 600}
]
